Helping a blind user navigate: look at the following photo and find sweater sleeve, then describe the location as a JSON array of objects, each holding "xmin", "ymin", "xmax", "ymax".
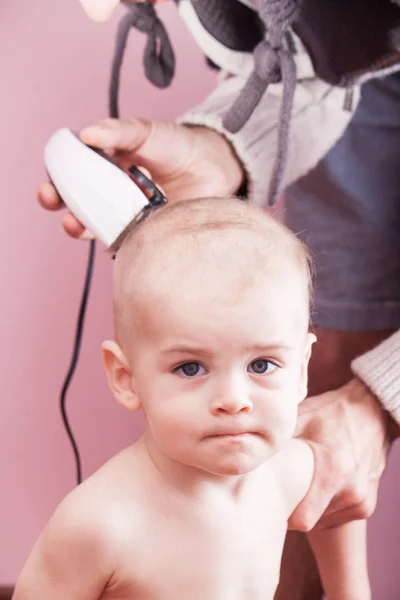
[
  {"xmin": 351, "ymin": 330, "xmax": 400, "ymax": 424},
  {"xmin": 177, "ymin": 72, "xmax": 357, "ymax": 206}
]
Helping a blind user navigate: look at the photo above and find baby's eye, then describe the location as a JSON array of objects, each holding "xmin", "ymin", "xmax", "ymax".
[
  {"xmin": 175, "ymin": 362, "xmax": 206, "ymax": 378},
  {"xmin": 248, "ymin": 359, "xmax": 277, "ymax": 375}
]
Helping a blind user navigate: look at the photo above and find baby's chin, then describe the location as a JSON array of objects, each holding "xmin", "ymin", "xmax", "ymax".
[{"xmin": 202, "ymin": 454, "xmax": 269, "ymax": 478}]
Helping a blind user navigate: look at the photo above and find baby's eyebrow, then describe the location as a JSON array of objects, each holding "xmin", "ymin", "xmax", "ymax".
[
  {"xmin": 245, "ymin": 343, "xmax": 295, "ymax": 354},
  {"xmin": 159, "ymin": 345, "xmax": 213, "ymax": 357},
  {"xmin": 159, "ymin": 343, "xmax": 295, "ymax": 357}
]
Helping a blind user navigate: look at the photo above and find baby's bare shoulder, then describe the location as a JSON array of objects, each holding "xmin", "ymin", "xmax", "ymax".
[{"xmin": 54, "ymin": 445, "xmax": 147, "ymax": 544}]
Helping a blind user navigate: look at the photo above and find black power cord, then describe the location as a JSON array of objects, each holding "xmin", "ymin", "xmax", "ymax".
[
  {"xmin": 59, "ymin": 239, "xmax": 96, "ymax": 485},
  {"xmin": 58, "ymin": 2, "xmax": 172, "ymax": 486}
]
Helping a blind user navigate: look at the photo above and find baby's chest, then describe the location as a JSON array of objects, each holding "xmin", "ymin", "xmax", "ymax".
[{"xmin": 105, "ymin": 510, "xmax": 287, "ymax": 600}]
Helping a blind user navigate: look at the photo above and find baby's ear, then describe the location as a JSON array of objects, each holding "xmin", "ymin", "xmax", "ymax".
[
  {"xmin": 101, "ymin": 341, "xmax": 141, "ymax": 411},
  {"xmin": 298, "ymin": 332, "xmax": 317, "ymax": 403}
]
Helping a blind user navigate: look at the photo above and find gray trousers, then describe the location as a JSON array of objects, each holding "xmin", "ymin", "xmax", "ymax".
[{"xmin": 285, "ymin": 73, "xmax": 400, "ymax": 330}]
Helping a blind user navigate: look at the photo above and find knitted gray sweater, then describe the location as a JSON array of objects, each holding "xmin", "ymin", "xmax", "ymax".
[{"xmin": 188, "ymin": 0, "xmax": 400, "ymax": 86}]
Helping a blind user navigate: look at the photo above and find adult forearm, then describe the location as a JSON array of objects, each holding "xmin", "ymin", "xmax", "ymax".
[
  {"xmin": 178, "ymin": 73, "xmax": 353, "ymax": 206},
  {"xmin": 352, "ymin": 329, "xmax": 400, "ymax": 426}
]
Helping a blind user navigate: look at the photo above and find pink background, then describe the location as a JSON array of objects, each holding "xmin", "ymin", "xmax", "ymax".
[{"xmin": 0, "ymin": 0, "xmax": 399, "ymax": 595}]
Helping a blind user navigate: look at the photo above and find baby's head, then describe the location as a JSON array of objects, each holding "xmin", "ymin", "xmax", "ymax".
[{"xmin": 102, "ymin": 197, "xmax": 315, "ymax": 477}]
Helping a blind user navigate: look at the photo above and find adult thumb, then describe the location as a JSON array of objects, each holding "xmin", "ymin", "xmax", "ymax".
[
  {"xmin": 288, "ymin": 440, "xmax": 340, "ymax": 532},
  {"xmin": 80, "ymin": 118, "xmax": 151, "ymax": 158}
]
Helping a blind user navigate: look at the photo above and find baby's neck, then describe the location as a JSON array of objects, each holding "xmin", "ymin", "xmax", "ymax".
[{"xmin": 137, "ymin": 432, "xmax": 256, "ymax": 502}]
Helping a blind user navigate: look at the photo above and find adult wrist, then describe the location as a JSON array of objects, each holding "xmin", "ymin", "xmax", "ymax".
[
  {"xmin": 351, "ymin": 330, "xmax": 400, "ymax": 425},
  {"xmin": 346, "ymin": 377, "xmax": 399, "ymax": 444},
  {"xmin": 183, "ymin": 124, "xmax": 246, "ymax": 195}
]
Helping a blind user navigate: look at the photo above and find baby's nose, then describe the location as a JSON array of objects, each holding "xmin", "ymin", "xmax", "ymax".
[{"xmin": 211, "ymin": 384, "xmax": 253, "ymax": 415}]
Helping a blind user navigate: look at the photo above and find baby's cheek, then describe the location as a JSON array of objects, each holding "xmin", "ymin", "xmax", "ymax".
[
  {"xmin": 148, "ymin": 405, "xmax": 194, "ymax": 447},
  {"xmin": 262, "ymin": 397, "xmax": 298, "ymax": 448}
]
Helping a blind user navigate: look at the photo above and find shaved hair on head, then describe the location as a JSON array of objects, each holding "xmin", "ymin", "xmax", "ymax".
[{"xmin": 111, "ymin": 197, "xmax": 313, "ymax": 349}]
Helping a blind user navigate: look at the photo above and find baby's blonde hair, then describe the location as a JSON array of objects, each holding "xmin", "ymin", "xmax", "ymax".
[{"xmin": 112, "ymin": 197, "xmax": 313, "ymax": 345}]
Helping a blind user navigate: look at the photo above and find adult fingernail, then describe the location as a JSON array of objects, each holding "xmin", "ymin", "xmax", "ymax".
[
  {"xmin": 79, "ymin": 229, "xmax": 96, "ymax": 241},
  {"xmin": 81, "ymin": 126, "xmax": 114, "ymax": 146},
  {"xmin": 39, "ymin": 183, "xmax": 58, "ymax": 207},
  {"xmin": 79, "ymin": 0, "xmax": 120, "ymax": 22},
  {"xmin": 80, "ymin": 127, "xmax": 98, "ymax": 142}
]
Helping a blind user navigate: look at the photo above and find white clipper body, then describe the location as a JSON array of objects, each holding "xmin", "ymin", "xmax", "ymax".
[{"xmin": 44, "ymin": 128, "xmax": 150, "ymax": 247}]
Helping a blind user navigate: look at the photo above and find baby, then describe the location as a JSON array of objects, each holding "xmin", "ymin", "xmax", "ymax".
[{"xmin": 13, "ymin": 197, "xmax": 369, "ymax": 599}]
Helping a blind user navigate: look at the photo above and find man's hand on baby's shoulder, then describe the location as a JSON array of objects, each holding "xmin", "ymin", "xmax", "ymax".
[
  {"xmin": 38, "ymin": 118, "xmax": 244, "ymax": 240},
  {"xmin": 288, "ymin": 378, "xmax": 392, "ymax": 532}
]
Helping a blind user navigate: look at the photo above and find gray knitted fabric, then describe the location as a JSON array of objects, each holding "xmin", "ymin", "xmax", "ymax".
[
  {"xmin": 109, "ymin": 1, "xmax": 175, "ymax": 118},
  {"xmin": 191, "ymin": 0, "xmax": 265, "ymax": 52},
  {"xmin": 222, "ymin": 0, "xmax": 299, "ymax": 205},
  {"xmin": 109, "ymin": 1, "xmax": 400, "ymax": 205},
  {"xmin": 110, "ymin": 0, "xmax": 298, "ymax": 205}
]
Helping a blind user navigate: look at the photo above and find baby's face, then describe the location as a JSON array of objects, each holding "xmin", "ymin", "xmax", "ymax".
[{"xmin": 127, "ymin": 270, "xmax": 313, "ymax": 478}]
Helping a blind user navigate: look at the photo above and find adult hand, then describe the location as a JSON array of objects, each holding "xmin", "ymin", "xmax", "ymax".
[
  {"xmin": 79, "ymin": 0, "xmax": 166, "ymax": 23},
  {"xmin": 38, "ymin": 118, "xmax": 244, "ymax": 239},
  {"xmin": 289, "ymin": 377, "xmax": 392, "ymax": 531}
]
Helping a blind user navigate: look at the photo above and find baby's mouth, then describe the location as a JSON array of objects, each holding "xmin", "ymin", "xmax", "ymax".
[{"xmin": 206, "ymin": 430, "xmax": 259, "ymax": 439}]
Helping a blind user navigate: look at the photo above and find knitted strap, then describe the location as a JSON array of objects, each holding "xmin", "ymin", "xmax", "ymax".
[
  {"xmin": 109, "ymin": 1, "xmax": 175, "ymax": 118},
  {"xmin": 223, "ymin": 0, "xmax": 298, "ymax": 204}
]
